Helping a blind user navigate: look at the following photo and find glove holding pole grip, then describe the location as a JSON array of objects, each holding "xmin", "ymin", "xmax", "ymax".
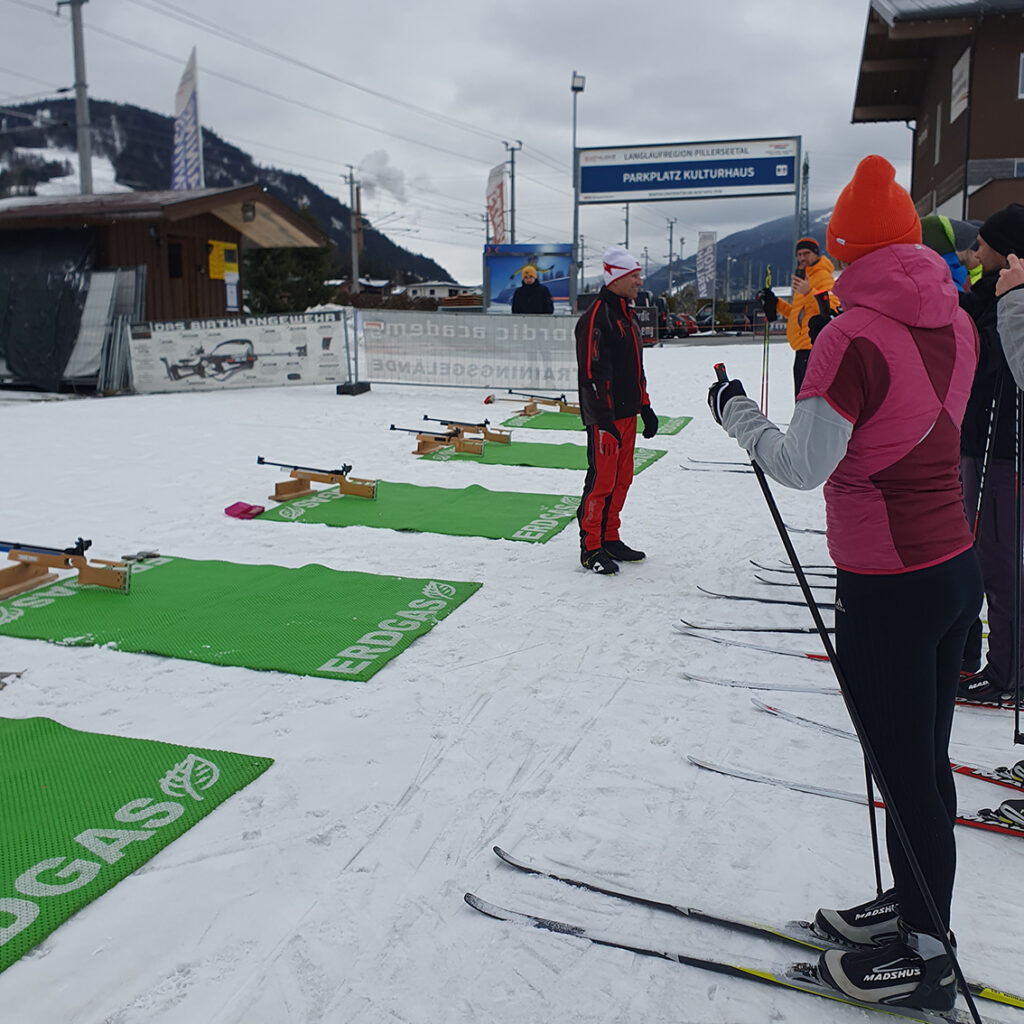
[
  {"xmin": 707, "ymin": 363, "xmax": 747, "ymax": 425},
  {"xmin": 757, "ymin": 288, "xmax": 778, "ymax": 322}
]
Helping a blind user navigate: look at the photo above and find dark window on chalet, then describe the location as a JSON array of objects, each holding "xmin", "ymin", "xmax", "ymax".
[
  {"xmin": 168, "ymin": 242, "xmax": 183, "ymax": 279},
  {"xmin": 1018, "ymin": 54, "xmax": 1024, "ymax": 99}
]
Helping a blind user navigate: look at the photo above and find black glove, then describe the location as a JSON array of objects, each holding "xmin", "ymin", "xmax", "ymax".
[
  {"xmin": 756, "ymin": 288, "xmax": 778, "ymax": 322},
  {"xmin": 707, "ymin": 378, "xmax": 747, "ymax": 425},
  {"xmin": 640, "ymin": 405, "xmax": 659, "ymax": 439},
  {"xmin": 807, "ymin": 314, "xmax": 830, "ymax": 344},
  {"xmin": 596, "ymin": 418, "xmax": 621, "ymax": 443}
]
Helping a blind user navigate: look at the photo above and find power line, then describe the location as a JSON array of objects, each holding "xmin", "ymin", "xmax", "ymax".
[{"xmin": 120, "ymin": 0, "xmax": 511, "ymax": 147}]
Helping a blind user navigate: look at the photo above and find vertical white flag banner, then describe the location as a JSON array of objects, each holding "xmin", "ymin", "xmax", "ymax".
[
  {"xmin": 171, "ymin": 47, "xmax": 205, "ymax": 190},
  {"xmin": 696, "ymin": 231, "xmax": 717, "ymax": 300},
  {"xmin": 486, "ymin": 164, "xmax": 506, "ymax": 244}
]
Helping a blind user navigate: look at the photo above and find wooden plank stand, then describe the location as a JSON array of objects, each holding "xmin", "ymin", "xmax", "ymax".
[
  {"xmin": 0, "ymin": 540, "xmax": 131, "ymax": 600},
  {"xmin": 257, "ymin": 457, "xmax": 377, "ymax": 502},
  {"xmin": 413, "ymin": 431, "xmax": 483, "ymax": 456}
]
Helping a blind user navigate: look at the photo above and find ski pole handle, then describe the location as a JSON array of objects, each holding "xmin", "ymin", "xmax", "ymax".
[{"xmin": 714, "ymin": 363, "xmax": 729, "ymax": 383}]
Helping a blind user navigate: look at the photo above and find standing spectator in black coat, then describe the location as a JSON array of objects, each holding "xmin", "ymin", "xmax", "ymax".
[
  {"xmin": 511, "ymin": 265, "xmax": 553, "ymax": 314},
  {"xmin": 958, "ymin": 203, "xmax": 1024, "ymax": 701},
  {"xmin": 575, "ymin": 246, "xmax": 658, "ymax": 574}
]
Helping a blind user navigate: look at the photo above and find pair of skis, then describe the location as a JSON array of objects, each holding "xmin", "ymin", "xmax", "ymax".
[
  {"xmin": 674, "ymin": 632, "xmax": 1017, "ymax": 711},
  {"xmin": 751, "ymin": 698, "xmax": 1024, "ymax": 794},
  {"xmin": 466, "ymin": 846, "xmax": 1022, "ymax": 1021}
]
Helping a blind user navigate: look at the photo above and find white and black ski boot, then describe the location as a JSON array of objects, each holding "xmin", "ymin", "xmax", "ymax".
[
  {"xmin": 817, "ymin": 922, "xmax": 956, "ymax": 1011},
  {"xmin": 813, "ymin": 887, "xmax": 900, "ymax": 947}
]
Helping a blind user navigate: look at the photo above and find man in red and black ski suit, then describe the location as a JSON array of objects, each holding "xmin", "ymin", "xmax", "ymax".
[{"xmin": 575, "ymin": 246, "xmax": 659, "ymax": 575}]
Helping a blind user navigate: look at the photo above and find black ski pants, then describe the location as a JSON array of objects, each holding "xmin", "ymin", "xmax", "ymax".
[{"xmin": 834, "ymin": 548, "xmax": 982, "ymax": 933}]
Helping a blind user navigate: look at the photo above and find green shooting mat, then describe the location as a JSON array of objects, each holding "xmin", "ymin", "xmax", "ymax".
[
  {"xmin": 0, "ymin": 716, "xmax": 272, "ymax": 974},
  {"xmin": 417, "ymin": 440, "xmax": 666, "ymax": 473},
  {"xmin": 0, "ymin": 557, "xmax": 481, "ymax": 682},
  {"xmin": 500, "ymin": 411, "xmax": 692, "ymax": 435},
  {"xmin": 256, "ymin": 481, "xmax": 581, "ymax": 543}
]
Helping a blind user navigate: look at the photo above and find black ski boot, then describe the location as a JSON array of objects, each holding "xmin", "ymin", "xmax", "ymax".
[
  {"xmin": 995, "ymin": 799, "xmax": 1024, "ymax": 827},
  {"xmin": 813, "ymin": 888, "xmax": 899, "ymax": 947},
  {"xmin": 580, "ymin": 548, "xmax": 618, "ymax": 575},
  {"xmin": 602, "ymin": 539, "xmax": 646, "ymax": 562},
  {"xmin": 957, "ymin": 668, "xmax": 1013, "ymax": 703},
  {"xmin": 817, "ymin": 922, "xmax": 956, "ymax": 1011}
]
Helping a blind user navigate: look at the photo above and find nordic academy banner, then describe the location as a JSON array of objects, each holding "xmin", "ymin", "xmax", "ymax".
[
  {"xmin": 360, "ymin": 310, "xmax": 575, "ymax": 388},
  {"xmin": 578, "ymin": 137, "xmax": 799, "ymax": 204},
  {"xmin": 0, "ymin": 716, "xmax": 272, "ymax": 974}
]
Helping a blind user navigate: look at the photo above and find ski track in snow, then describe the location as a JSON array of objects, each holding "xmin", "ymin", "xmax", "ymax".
[{"xmin": 0, "ymin": 341, "xmax": 1020, "ymax": 1023}]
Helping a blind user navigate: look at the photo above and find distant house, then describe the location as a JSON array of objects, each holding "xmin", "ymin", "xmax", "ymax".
[
  {"xmin": 852, "ymin": 0, "xmax": 1024, "ymax": 219},
  {"xmin": 404, "ymin": 281, "xmax": 478, "ymax": 300}
]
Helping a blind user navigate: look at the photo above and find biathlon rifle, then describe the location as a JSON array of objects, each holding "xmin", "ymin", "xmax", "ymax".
[
  {"xmin": 422, "ymin": 415, "xmax": 490, "ymax": 430},
  {"xmin": 390, "ymin": 424, "xmax": 459, "ymax": 441},
  {"xmin": 256, "ymin": 455, "xmax": 377, "ymax": 502},
  {"xmin": 0, "ymin": 537, "xmax": 131, "ymax": 598},
  {"xmin": 390, "ymin": 423, "xmax": 485, "ymax": 456},
  {"xmin": 421, "ymin": 415, "xmax": 512, "ymax": 444},
  {"xmin": 257, "ymin": 455, "xmax": 353, "ymax": 476}
]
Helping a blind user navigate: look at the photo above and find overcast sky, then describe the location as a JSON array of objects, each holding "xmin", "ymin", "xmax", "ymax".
[{"xmin": 1, "ymin": 0, "xmax": 913, "ymax": 283}]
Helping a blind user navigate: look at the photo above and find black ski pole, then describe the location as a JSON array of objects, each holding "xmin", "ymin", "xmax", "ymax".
[
  {"xmin": 1014, "ymin": 384, "xmax": 1022, "ymax": 745},
  {"xmin": 713, "ymin": 362, "xmax": 983, "ymax": 1024}
]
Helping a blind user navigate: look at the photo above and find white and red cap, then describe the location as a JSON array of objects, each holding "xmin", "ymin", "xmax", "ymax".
[{"xmin": 602, "ymin": 246, "xmax": 641, "ymax": 286}]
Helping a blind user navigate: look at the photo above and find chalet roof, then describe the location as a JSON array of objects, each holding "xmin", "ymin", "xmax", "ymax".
[
  {"xmin": 852, "ymin": 0, "xmax": 1024, "ymax": 123},
  {"xmin": 0, "ymin": 183, "xmax": 328, "ymax": 248}
]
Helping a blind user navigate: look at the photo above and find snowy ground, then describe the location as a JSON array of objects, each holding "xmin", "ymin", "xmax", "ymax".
[{"xmin": 0, "ymin": 339, "xmax": 1020, "ymax": 1024}]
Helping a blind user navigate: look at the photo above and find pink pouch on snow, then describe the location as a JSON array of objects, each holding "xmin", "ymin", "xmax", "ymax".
[{"xmin": 224, "ymin": 501, "xmax": 265, "ymax": 519}]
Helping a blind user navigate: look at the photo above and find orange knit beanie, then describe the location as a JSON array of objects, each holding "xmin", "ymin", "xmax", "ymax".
[{"xmin": 826, "ymin": 155, "xmax": 921, "ymax": 263}]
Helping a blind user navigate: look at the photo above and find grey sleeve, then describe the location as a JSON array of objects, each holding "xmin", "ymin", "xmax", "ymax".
[
  {"xmin": 719, "ymin": 395, "xmax": 853, "ymax": 490},
  {"xmin": 997, "ymin": 289, "xmax": 1024, "ymax": 392}
]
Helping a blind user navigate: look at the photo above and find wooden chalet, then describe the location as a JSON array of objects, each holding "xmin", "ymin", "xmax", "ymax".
[
  {"xmin": 0, "ymin": 183, "xmax": 327, "ymax": 320},
  {"xmin": 852, "ymin": 0, "xmax": 1024, "ymax": 220}
]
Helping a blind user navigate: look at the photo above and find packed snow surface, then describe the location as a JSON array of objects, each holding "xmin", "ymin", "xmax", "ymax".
[{"xmin": 0, "ymin": 339, "xmax": 1020, "ymax": 1023}]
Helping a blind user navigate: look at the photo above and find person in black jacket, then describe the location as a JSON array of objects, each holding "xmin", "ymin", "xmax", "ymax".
[
  {"xmin": 958, "ymin": 203, "xmax": 1024, "ymax": 702},
  {"xmin": 575, "ymin": 246, "xmax": 659, "ymax": 574},
  {"xmin": 511, "ymin": 265, "xmax": 553, "ymax": 314}
]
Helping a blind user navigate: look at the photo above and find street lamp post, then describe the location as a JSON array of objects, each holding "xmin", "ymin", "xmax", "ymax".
[{"xmin": 570, "ymin": 70, "xmax": 585, "ymax": 313}]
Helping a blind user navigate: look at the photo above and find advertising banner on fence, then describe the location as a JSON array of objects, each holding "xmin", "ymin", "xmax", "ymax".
[
  {"xmin": 486, "ymin": 163, "xmax": 507, "ymax": 244},
  {"xmin": 360, "ymin": 309, "xmax": 575, "ymax": 388},
  {"xmin": 129, "ymin": 311, "xmax": 348, "ymax": 393},
  {"xmin": 483, "ymin": 243, "xmax": 572, "ymax": 312},
  {"xmin": 696, "ymin": 232, "xmax": 717, "ymax": 299},
  {"xmin": 578, "ymin": 136, "xmax": 799, "ymax": 204}
]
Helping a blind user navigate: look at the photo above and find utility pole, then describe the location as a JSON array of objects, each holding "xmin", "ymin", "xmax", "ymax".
[
  {"xmin": 346, "ymin": 165, "xmax": 360, "ymax": 295},
  {"xmin": 623, "ymin": 204, "xmax": 629, "ymax": 248},
  {"xmin": 504, "ymin": 140, "xmax": 522, "ymax": 244},
  {"xmin": 642, "ymin": 246, "xmax": 649, "ymax": 278},
  {"xmin": 570, "ymin": 71, "xmax": 585, "ymax": 312},
  {"xmin": 578, "ymin": 234, "xmax": 585, "ymax": 294},
  {"xmin": 666, "ymin": 218, "xmax": 676, "ymax": 298},
  {"xmin": 58, "ymin": 0, "xmax": 92, "ymax": 194}
]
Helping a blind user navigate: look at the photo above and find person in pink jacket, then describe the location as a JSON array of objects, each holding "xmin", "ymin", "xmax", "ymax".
[{"xmin": 708, "ymin": 155, "xmax": 982, "ymax": 1013}]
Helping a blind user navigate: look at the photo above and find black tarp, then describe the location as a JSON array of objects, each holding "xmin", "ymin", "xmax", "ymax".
[{"xmin": 0, "ymin": 229, "xmax": 94, "ymax": 390}]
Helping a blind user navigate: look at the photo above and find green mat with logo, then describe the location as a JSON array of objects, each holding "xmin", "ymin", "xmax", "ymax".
[
  {"xmin": 418, "ymin": 440, "xmax": 665, "ymax": 473},
  {"xmin": 0, "ymin": 716, "xmax": 272, "ymax": 975},
  {"xmin": 0, "ymin": 557, "xmax": 480, "ymax": 682},
  {"xmin": 256, "ymin": 481, "xmax": 580, "ymax": 543},
  {"xmin": 501, "ymin": 411, "xmax": 692, "ymax": 434}
]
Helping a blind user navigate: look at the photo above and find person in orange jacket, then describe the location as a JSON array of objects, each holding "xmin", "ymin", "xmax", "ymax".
[{"xmin": 758, "ymin": 237, "xmax": 840, "ymax": 396}]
